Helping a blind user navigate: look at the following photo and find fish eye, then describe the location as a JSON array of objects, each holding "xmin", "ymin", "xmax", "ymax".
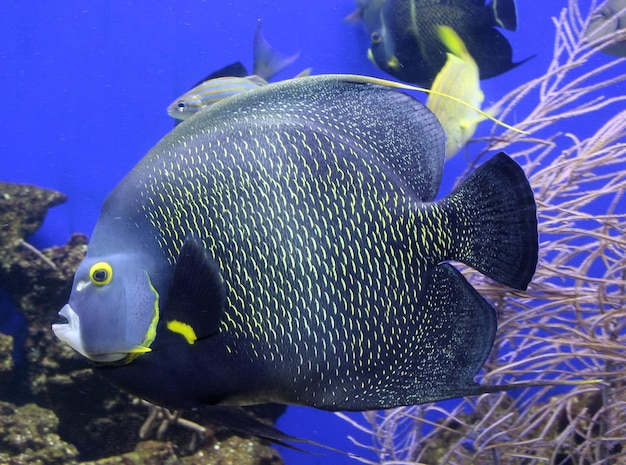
[
  {"xmin": 177, "ymin": 102, "xmax": 186, "ymax": 111},
  {"xmin": 371, "ymin": 31, "xmax": 382, "ymax": 44},
  {"xmin": 89, "ymin": 262, "xmax": 113, "ymax": 286},
  {"xmin": 591, "ymin": 9, "xmax": 609, "ymax": 20}
]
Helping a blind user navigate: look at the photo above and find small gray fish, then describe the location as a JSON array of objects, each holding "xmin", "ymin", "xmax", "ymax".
[
  {"xmin": 586, "ymin": 0, "xmax": 626, "ymax": 57},
  {"xmin": 168, "ymin": 21, "xmax": 301, "ymax": 120},
  {"xmin": 167, "ymin": 74, "xmax": 269, "ymax": 120},
  {"xmin": 54, "ymin": 75, "xmax": 540, "ymax": 418}
]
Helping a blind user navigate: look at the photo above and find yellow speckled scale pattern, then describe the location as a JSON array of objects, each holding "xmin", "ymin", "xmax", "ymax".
[
  {"xmin": 121, "ymin": 78, "xmax": 468, "ymax": 408},
  {"xmin": 139, "ymin": 119, "xmax": 454, "ymax": 406}
]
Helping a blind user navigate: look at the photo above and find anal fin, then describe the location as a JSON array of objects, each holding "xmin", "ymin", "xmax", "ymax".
[{"xmin": 418, "ymin": 263, "xmax": 497, "ymax": 396}]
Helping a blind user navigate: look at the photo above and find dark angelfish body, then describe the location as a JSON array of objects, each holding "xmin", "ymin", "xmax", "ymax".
[
  {"xmin": 54, "ymin": 76, "xmax": 540, "ymax": 421},
  {"xmin": 360, "ymin": 0, "xmax": 531, "ymax": 86}
]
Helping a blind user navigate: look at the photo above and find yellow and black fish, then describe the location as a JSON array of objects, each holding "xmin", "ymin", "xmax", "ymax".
[
  {"xmin": 354, "ymin": 0, "xmax": 530, "ymax": 85},
  {"xmin": 427, "ymin": 26, "xmax": 485, "ymax": 160},
  {"xmin": 53, "ymin": 76, "xmax": 538, "ymax": 418}
]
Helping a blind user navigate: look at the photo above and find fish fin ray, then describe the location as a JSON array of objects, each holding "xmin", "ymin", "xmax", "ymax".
[
  {"xmin": 202, "ymin": 406, "xmax": 353, "ymax": 456},
  {"xmin": 293, "ymin": 67, "xmax": 313, "ymax": 79},
  {"xmin": 441, "ymin": 152, "xmax": 538, "ymax": 290},
  {"xmin": 413, "ymin": 264, "xmax": 497, "ymax": 399},
  {"xmin": 466, "ymin": 378, "xmax": 603, "ymax": 400},
  {"xmin": 165, "ymin": 237, "xmax": 226, "ymax": 341},
  {"xmin": 345, "ymin": 74, "xmax": 523, "ymax": 134}
]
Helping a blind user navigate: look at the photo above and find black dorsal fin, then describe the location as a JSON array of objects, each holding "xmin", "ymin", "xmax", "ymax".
[{"xmin": 191, "ymin": 61, "xmax": 249, "ymax": 88}]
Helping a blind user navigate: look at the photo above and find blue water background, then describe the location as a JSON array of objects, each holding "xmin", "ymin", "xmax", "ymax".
[{"xmin": 0, "ymin": 1, "xmax": 621, "ymax": 464}]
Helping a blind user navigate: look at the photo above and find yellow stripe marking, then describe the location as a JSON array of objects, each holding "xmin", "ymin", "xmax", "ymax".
[{"xmin": 167, "ymin": 320, "xmax": 198, "ymax": 345}]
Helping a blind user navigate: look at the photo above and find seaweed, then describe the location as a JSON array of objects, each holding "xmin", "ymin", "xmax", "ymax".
[{"xmin": 339, "ymin": 0, "xmax": 626, "ymax": 463}]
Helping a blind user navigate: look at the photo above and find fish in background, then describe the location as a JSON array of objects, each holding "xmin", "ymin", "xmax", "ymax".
[
  {"xmin": 346, "ymin": 0, "xmax": 386, "ymax": 30},
  {"xmin": 53, "ymin": 74, "xmax": 551, "ymax": 445},
  {"xmin": 347, "ymin": 0, "xmax": 398, "ymax": 68},
  {"xmin": 585, "ymin": 0, "xmax": 626, "ymax": 57},
  {"xmin": 168, "ymin": 22, "xmax": 306, "ymax": 121},
  {"xmin": 427, "ymin": 26, "xmax": 485, "ymax": 160},
  {"xmin": 351, "ymin": 0, "xmax": 530, "ymax": 86}
]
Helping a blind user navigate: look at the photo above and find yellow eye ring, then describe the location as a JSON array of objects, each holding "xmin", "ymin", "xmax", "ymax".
[{"xmin": 89, "ymin": 262, "xmax": 113, "ymax": 286}]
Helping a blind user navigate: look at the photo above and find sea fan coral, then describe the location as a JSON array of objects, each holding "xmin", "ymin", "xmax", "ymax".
[{"xmin": 339, "ymin": 1, "xmax": 626, "ymax": 463}]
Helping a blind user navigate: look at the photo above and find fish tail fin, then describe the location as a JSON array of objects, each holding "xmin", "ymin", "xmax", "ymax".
[
  {"xmin": 253, "ymin": 20, "xmax": 300, "ymax": 81},
  {"xmin": 440, "ymin": 152, "xmax": 538, "ymax": 290},
  {"xmin": 489, "ymin": 0, "xmax": 518, "ymax": 31}
]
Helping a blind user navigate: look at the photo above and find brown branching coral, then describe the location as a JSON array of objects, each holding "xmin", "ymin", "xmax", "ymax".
[
  {"xmin": 339, "ymin": 0, "xmax": 626, "ymax": 463},
  {"xmin": 0, "ymin": 181, "xmax": 88, "ymax": 327}
]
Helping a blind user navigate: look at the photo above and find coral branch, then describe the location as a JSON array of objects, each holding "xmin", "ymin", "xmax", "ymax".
[{"xmin": 16, "ymin": 239, "xmax": 57, "ymax": 270}]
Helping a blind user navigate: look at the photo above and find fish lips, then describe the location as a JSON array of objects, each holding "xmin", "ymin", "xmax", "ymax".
[{"xmin": 52, "ymin": 304, "xmax": 127, "ymax": 363}]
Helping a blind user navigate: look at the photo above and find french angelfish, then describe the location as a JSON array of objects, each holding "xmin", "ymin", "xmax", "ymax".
[
  {"xmin": 356, "ymin": 0, "xmax": 530, "ymax": 86},
  {"xmin": 168, "ymin": 21, "xmax": 301, "ymax": 121},
  {"xmin": 427, "ymin": 26, "xmax": 485, "ymax": 160},
  {"xmin": 53, "ymin": 75, "xmax": 539, "ymax": 416}
]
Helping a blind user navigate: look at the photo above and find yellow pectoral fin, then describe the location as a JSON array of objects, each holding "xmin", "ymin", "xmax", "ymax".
[
  {"xmin": 437, "ymin": 25, "xmax": 469, "ymax": 60},
  {"xmin": 387, "ymin": 55, "xmax": 401, "ymax": 69},
  {"xmin": 167, "ymin": 320, "xmax": 198, "ymax": 345},
  {"xmin": 129, "ymin": 346, "xmax": 152, "ymax": 354}
]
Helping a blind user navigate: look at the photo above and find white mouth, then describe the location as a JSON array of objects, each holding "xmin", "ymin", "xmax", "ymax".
[
  {"xmin": 52, "ymin": 304, "xmax": 89, "ymax": 358},
  {"xmin": 52, "ymin": 305, "xmax": 126, "ymax": 363}
]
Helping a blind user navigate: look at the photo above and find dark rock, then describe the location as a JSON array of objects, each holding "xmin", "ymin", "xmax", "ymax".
[
  {"xmin": 0, "ymin": 400, "xmax": 79, "ymax": 465},
  {"xmin": 0, "ymin": 332, "xmax": 14, "ymax": 386}
]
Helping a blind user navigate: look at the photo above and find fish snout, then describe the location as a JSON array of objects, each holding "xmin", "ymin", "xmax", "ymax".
[
  {"xmin": 52, "ymin": 304, "xmax": 88, "ymax": 357},
  {"xmin": 167, "ymin": 100, "xmax": 188, "ymax": 119}
]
